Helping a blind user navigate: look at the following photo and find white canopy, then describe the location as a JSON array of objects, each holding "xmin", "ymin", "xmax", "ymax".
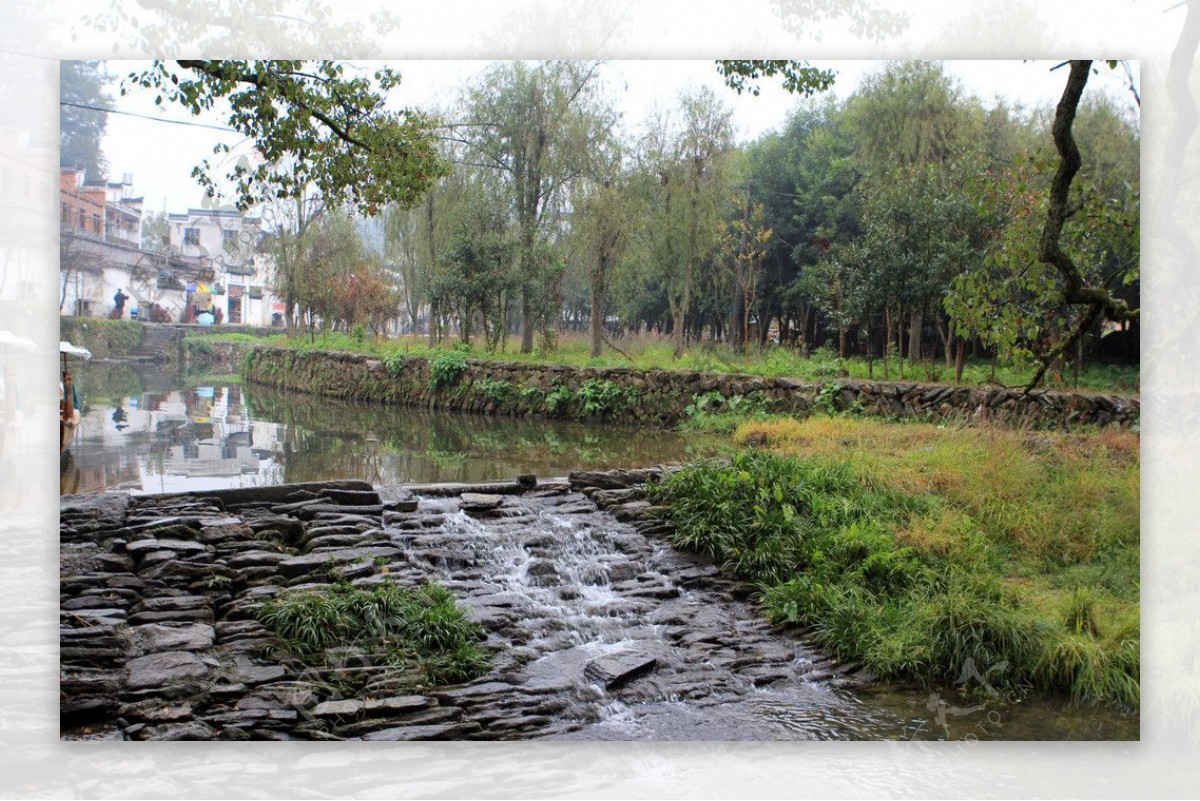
[{"xmin": 59, "ymin": 341, "xmax": 92, "ymax": 360}]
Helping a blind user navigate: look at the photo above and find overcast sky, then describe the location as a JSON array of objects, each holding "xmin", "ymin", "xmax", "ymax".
[{"xmin": 97, "ymin": 59, "xmax": 1140, "ymax": 216}]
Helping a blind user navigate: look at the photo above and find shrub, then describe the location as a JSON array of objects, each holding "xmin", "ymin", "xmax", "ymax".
[
  {"xmin": 544, "ymin": 383, "xmax": 573, "ymax": 413},
  {"xmin": 475, "ymin": 377, "xmax": 516, "ymax": 405},
  {"xmin": 385, "ymin": 351, "xmax": 409, "ymax": 376},
  {"xmin": 576, "ymin": 378, "xmax": 635, "ymax": 417},
  {"xmin": 428, "ymin": 350, "xmax": 469, "ymax": 392},
  {"xmin": 519, "ymin": 385, "xmax": 545, "ymax": 408}
]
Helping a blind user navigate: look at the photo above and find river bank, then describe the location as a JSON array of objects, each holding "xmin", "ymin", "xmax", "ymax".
[{"xmin": 242, "ymin": 346, "xmax": 1139, "ymax": 430}]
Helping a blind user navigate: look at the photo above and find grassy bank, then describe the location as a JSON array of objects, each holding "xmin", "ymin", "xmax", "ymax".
[
  {"xmin": 193, "ymin": 329, "xmax": 1139, "ymax": 396},
  {"xmin": 60, "ymin": 317, "xmax": 142, "ymax": 359},
  {"xmin": 650, "ymin": 416, "xmax": 1139, "ymax": 706}
]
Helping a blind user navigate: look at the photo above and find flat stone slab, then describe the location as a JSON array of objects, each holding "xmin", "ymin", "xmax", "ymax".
[
  {"xmin": 222, "ymin": 664, "xmax": 287, "ymax": 686},
  {"xmin": 277, "ymin": 546, "xmax": 403, "ymax": 578},
  {"xmin": 360, "ymin": 722, "xmax": 480, "ymax": 741},
  {"xmin": 363, "ymin": 696, "xmax": 432, "ymax": 715},
  {"xmin": 136, "ymin": 595, "xmax": 211, "ymax": 613},
  {"xmin": 226, "ymin": 550, "xmax": 293, "ymax": 569},
  {"xmin": 460, "ymin": 493, "xmax": 503, "ymax": 510},
  {"xmin": 584, "ymin": 651, "xmax": 658, "ymax": 689},
  {"xmin": 311, "ymin": 699, "xmax": 364, "ymax": 719},
  {"xmin": 141, "ymin": 721, "xmax": 216, "ymax": 740},
  {"xmin": 126, "ymin": 538, "xmax": 208, "ymax": 557},
  {"xmin": 131, "ymin": 623, "xmax": 215, "ymax": 653},
  {"xmin": 125, "ymin": 651, "xmax": 211, "ymax": 689}
]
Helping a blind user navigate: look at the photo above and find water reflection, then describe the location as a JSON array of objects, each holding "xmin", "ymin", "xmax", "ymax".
[{"xmin": 63, "ymin": 364, "xmax": 728, "ymax": 495}]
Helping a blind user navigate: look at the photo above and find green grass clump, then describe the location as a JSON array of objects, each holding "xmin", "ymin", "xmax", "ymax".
[
  {"xmin": 257, "ymin": 579, "xmax": 491, "ymax": 687},
  {"xmin": 651, "ymin": 444, "xmax": 1138, "ymax": 707}
]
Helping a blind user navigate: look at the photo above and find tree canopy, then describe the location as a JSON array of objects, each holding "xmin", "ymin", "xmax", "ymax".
[
  {"xmin": 122, "ymin": 59, "xmax": 1139, "ymax": 387},
  {"xmin": 61, "ymin": 60, "xmax": 112, "ymax": 180},
  {"xmin": 125, "ymin": 60, "xmax": 447, "ymax": 214}
]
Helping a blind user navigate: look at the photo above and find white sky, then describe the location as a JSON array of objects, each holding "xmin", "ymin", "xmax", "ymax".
[{"xmin": 97, "ymin": 59, "xmax": 1139, "ymax": 215}]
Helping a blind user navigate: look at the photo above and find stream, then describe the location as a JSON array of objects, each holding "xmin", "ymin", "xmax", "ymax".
[{"xmin": 59, "ymin": 362, "xmax": 1138, "ymax": 741}]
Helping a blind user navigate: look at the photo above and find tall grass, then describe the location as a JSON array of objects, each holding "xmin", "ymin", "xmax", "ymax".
[
  {"xmin": 257, "ymin": 579, "xmax": 491, "ymax": 687},
  {"xmin": 652, "ymin": 421, "xmax": 1139, "ymax": 707}
]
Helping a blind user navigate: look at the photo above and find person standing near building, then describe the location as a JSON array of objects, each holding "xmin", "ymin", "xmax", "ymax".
[{"xmin": 113, "ymin": 288, "xmax": 129, "ymax": 319}]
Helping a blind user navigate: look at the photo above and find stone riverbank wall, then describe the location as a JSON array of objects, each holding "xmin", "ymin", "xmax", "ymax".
[{"xmin": 242, "ymin": 347, "xmax": 1139, "ymax": 429}]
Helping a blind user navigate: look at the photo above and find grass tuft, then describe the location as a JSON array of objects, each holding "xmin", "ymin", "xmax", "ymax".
[{"xmin": 257, "ymin": 579, "xmax": 491, "ymax": 688}]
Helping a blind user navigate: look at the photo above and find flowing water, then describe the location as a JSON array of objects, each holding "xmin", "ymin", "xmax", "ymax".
[{"xmin": 59, "ymin": 362, "xmax": 1138, "ymax": 741}]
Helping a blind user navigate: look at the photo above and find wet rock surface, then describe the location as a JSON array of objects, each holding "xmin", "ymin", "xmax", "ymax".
[{"xmin": 61, "ymin": 473, "xmax": 877, "ymax": 741}]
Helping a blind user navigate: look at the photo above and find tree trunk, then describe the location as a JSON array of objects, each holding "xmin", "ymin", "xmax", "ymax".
[
  {"xmin": 908, "ymin": 306, "xmax": 923, "ymax": 367},
  {"xmin": 937, "ymin": 317, "xmax": 953, "ymax": 369},
  {"xmin": 589, "ymin": 278, "xmax": 603, "ymax": 359},
  {"xmin": 883, "ymin": 306, "xmax": 893, "ymax": 380}
]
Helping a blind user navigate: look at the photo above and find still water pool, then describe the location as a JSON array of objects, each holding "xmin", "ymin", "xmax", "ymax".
[{"xmin": 60, "ymin": 363, "xmax": 728, "ymax": 495}]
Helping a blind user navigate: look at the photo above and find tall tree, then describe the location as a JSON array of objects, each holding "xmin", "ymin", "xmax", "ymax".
[
  {"xmin": 1027, "ymin": 60, "xmax": 1139, "ymax": 389},
  {"xmin": 457, "ymin": 60, "xmax": 618, "ymax": 352},
  {"xmin": 430, "ymin": 183, "xmax": 516, "ymax": 351},
  {"xmin": 945, "ymin": 63, "xmax": 1140, "ymax": 388},
  {"xmin": 843, "ymin": 62, "xmax": 982, "ymax": 372},
  {"xmin": 636, "ymin": 86, "xmax": 735, "ymax": 358},
  {"xmin": 571, "ymin": 122, "xmax": 628, "ymax": 358},
  {"xmin": 60, "ymin": 60, "xmax": 112, "ymax": 180},
  {"xmin": 139, "ymin": 210, "xmax": 172, "ymax": 254}
]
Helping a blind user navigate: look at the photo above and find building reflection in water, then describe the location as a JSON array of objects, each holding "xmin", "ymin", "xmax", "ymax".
[{"xmin": 67, "ymin": 382, "xmax": 282, "ymax": 495}]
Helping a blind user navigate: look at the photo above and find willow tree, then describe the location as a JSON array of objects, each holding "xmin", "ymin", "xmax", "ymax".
[
  {"xmin": 636, "ymin": 86, "xmax": 735, "ymax": 358},
  {"xmin": 457, "ymin": 61, "xmax": 619, "ymax": 352}
]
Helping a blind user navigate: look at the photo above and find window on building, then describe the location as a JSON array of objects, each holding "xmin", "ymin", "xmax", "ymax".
[
  {"xmin": 92, "ymin": 213, "xmax": 101, "ymax": 234},
  {"xmin": 77, "ymin": 209, "xmax": 85, "ymax": 229},
  {"xmin": 61, "ymin": 203, "xmax": 68, "ymax": 222},
  {"xmin": 222, "ymin": 229, "xmax": 238, "ymax": 247},
  {"xmin": 184, "ymin": 228, "xmax": 200, "ymax": 246}
]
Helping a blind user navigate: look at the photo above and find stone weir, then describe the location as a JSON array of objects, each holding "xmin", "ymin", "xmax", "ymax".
[
  {"xmin": 242, "ymin": 347, "xmax": 1139, "ymax": 429},
  {"xmin": 60, "ymin": 474, "xmax": 874, "ymax": 742}
]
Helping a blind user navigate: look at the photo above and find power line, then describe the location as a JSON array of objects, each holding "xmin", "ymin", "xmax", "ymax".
[{"xmin": 59, "ymin": 100, "xmax": 238, "ymax": 133}]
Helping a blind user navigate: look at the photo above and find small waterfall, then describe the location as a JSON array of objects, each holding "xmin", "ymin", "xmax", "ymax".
[{"xmin": 382, "ymin": 485, "xmax": 894, "ymax": 739}]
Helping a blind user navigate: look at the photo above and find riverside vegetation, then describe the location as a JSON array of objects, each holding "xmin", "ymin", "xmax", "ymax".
[{"xmin": 654, "ymin": 415, "xmax": 1138, "ymax": 707}]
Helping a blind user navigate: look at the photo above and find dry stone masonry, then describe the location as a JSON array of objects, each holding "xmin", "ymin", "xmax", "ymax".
[
  {"xmin": 243, "ymin": 348, "xmax": 1139, "ymax": 429},
  {"xmin": 61, "ymin": 474, "xmax": 872, "ymax": 741}
]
